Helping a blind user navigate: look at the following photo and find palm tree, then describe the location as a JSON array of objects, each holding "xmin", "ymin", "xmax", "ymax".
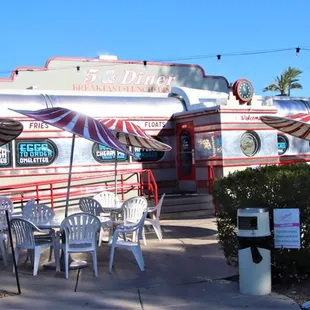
[{"xmin": 263, "ymin": 67, "xmax": 303, "ymax": 96}]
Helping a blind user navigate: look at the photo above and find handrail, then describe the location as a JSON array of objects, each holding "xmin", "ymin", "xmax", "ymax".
[{"xmin": 0, "ymin": 168, "xmax": 159, "ymax": 211}]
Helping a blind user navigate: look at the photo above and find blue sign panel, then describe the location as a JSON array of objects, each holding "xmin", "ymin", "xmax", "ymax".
[
  {"xmin": 277, "ymin": 135, "xmax": 289, "ymax": 155},
  {"xmin": 92, "ymin": 143, "xmax": 128, "ymax": 163},
  {"xmin": 0, "ymin": 143, "xmax": 11, "ymax": 167},
  {"xmin": 132, "ymin": 147, "xmax": 164, "ymax": 162},
  {"xmin": 16, "ymin": 140, "xmax": 58, "ymax": 166}
]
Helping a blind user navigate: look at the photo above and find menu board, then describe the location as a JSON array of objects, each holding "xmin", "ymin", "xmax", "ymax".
[{"xmin": 274, "ymin": 208, "xmax": 301, "ymax": 249}]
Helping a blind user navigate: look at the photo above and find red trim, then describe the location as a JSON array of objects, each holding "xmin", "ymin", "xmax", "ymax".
[
  {"xmin": 173, "ymin": 109, "xmax": 277, "ymax": 121},
  {"xmin": 0, "ymin": 56, "xmax": 229, "ymax": 87}
]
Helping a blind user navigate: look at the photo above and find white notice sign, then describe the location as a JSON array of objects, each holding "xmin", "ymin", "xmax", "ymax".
[{"xmin": 273, "ymin": 209, "xmax": 301, "ymax": 249}]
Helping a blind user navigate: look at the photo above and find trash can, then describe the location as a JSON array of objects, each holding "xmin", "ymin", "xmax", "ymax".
[{"xmin": 237, "ymin": 208, "xmax": 272, "ymax": 295}]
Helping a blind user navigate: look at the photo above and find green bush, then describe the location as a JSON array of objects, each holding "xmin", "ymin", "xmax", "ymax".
[{"xmin": 212, "ymin": 163, "xmax": 310, "ymax": 283}]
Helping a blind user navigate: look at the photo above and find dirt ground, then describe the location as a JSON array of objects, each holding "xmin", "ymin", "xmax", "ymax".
[
  {"xmin": 273, "ymin": 281, "xmax": 310, "ymax": 307},
  {"xmin": 0, "ymin": 290, "xmax": 18, "ymax": 298}
]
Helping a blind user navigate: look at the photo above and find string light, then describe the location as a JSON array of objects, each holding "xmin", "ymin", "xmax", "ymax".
[
  {"xmin": 217, "ymin": 54, "xmax": 221, "ymax": 64},
  {"xmin": 0, "ymin": 45, "xmax": 309, "ymax": 75}
]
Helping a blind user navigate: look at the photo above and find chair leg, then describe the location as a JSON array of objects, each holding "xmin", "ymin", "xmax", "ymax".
[
  {"xmin": 54, "ymin": 245, "xmax": 60, "ymax": 272},
  {"xmin": 48, "ymin": 246, "xmax": 53, "ymax": 262},
  {"xmin": 91, "ymin": 250, "xmax": 98, "ymax": 277},
  {"xmin": 0, "ymin": 237, "xmax": 8, "ymax": 267},
  {"xmin": 65, "ymin": 252, "xmax": 69, "ymax": 279},
  {"xmin": 108, "ymin": 246, "xmax": 116, "ymax": 273},
  {"xmin": 142, "ymin": 228, "xmax": 147, "ymax": 246},
  {"xmin": 28, "ymin": 249, "xmax": 34, "ymax": 265},
  {"xmin": 33, "ymin": 247, "xmax": 41, "ymax": 276},
  {"xmin": 98, "ymin": 228, "xmax": 104, "ymax": 247},
  {"xmin": 153, "ymin": 222, "xmax": 163, "ymax": 241},
  {"xmin": 131, "ymin": 246, "xmax": 145, "ymax": 271}
]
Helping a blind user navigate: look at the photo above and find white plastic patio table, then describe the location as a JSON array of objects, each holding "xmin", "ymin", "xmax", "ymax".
[{"xmin": 31, "ymin": 215, "xmax": 111, "ymax": 229}]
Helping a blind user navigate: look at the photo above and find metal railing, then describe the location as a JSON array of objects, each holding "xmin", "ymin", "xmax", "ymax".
[{"xmin": 0, "ymin": 169, "xmax": 158, "ymax": 211}]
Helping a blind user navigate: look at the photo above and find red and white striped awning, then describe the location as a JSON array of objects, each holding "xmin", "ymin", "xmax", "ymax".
[
  {"xmin": 101, "ymin": 119, "xmax": 172, "ymax": 151},
  {"xmin": 0, "ymin": 118, "xmax": 23, "ymax": 147},
  {"xmin": 260, "ymin": 113, "xmax": 310, "ymax": 141},
  {"xmin": 9, "ymin": 108, "xmax": 134, "ymax": 156}
]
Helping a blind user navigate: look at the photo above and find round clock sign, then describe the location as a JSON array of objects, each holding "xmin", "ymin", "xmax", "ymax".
[{"xmin": 233, "ymin": 78, "xmax": 254, "ymax": 103}]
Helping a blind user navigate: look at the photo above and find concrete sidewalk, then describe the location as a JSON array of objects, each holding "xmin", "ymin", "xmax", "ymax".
[{"xmin": 0, "ymin": 215, "xmax": 300, "ymax": 309}]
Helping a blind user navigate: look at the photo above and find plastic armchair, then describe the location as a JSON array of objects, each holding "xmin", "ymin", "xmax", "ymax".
[
  {"xmin": 0, "ymin": 196, "xmax": 14, "ymax": 213},
  {"xmin": 79, "ymin": 197, "xmax": 112, "ymax": 246},
  {"xmin": 23, "ymin": 198, "xmax": 36, "ymax": 210},
  {"xmin": 143, "ymin": 194, "xmax": 166, "ymax": 244},
  {"xmin": 121, "ymin": 196, "xmax": 148, "ymax": 244},
  {"xmin": 93, "ymin": 191, "xmax": 120, "ymax": 218},
  {"xmin": 0, "ymin": 196, "xmax": 14, "ymax": 267},
  {"xmin": 58, "ymin": 213, "xmax": 101, "ymax": 279},
  {"xmin": 79, "ymin": 197, "xmax": 102, "ymax": 216},
  {"xmin": 22, "ymin": 203, "xmax": 56, "ymax": 261},
  {"xmin": 108, "ymin": 210, "xmax": 148, "ymax": 273},
  {"xmin": 10, "ymin": 218, "xmax": 58, "ymax": 276},
  {"xmin": 22, "ymin": 203, "xmax": 54, "ymax": 221},
  {"xmin": 122, "ymin": 196, "xmax": 148, "ymax": 225}
]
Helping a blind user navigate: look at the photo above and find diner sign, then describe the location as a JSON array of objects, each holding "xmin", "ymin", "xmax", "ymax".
[
  {"xmin": 92, "ymin": 143, "xmax": 127, "ymax": 163},
  {"xmin": 0, "ymin": 144, "xmax": 11, "ymax": 167},
  {"xmin": 273, "ymin": 208, "xmax": 301, "ymax": 249},
  {"xmin": 132, "ymin": 146, "xmax": 164, "ymax": 162},
  {"xmin": 16, "ymin": 140, "xmax": 58, "ymax": 166}
]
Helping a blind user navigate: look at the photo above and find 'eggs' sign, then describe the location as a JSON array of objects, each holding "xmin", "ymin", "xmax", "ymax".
[{"xmin": 16, "ymin": 140, "xmax": 58, "ymax": 166}]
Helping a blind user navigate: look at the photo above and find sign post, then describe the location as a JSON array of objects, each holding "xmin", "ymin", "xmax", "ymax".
[{"xmin": 273, "ymin": 208, "xmax": 301, "ymax": 249}]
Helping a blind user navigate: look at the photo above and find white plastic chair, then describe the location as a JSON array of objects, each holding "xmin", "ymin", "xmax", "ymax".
[
  {"xmin": 93, "ymin": 191, "xmax": 120, "ymax": 218},
  {"xmin": 0, "ymin": 196, "xmax": 14, "ymax": 267},
  {"xmin": 79, "ymin": 197, "xmax": 111, "ymax": 246},
  {"xmin": 10, "ymin": 218, "xmax": 57, "ymax": 276},
  {"xmin": 22, "ymin": 203, "xmax": 56, "ymax": 261},
  {"xmin": 23, "ymin": 198, "xmax": 36, "ymax": 210},
  {"xmin": 109, "ymin": 210, "xmax": 148, "ymax": 273},
  {"xmin": 79, "ymin": 197, "xmax": 102, "ymax": 216},
  {"xmin": 122, "ymin": 196, "xmax": 148, "ymax": 225},
  {"xmin": 23, "ymin": 203, "xmax": 54, "ymax": 221},
  {"xmin": 58, "ymin": 213, "xmax": 101, "ymax": 279},
  {"xmin": 121, "ymin": 196, "xmax": 148, "ymax": 244},
  {"xmin": 143, "ymin": 194, "xmax": 166, "ymax": 244}
]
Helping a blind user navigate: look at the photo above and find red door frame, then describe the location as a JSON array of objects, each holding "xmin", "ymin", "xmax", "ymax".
[{"xmin": 176, "ymin": 121, "xmax": 196, "ymax": 181}]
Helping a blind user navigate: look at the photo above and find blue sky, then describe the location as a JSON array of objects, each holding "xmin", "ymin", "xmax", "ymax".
[{"xmin": 1, "ymin": 0, "xmax": 309, "ymax": 96}]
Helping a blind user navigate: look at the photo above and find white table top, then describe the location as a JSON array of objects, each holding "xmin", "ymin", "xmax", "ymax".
[{"xmin": 12, "ymin": 215, "xmax": 111, "ymax": 229}]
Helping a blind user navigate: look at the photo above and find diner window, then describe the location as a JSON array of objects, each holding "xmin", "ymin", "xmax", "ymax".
[
  {"xmin": 15, "ymin": 139, "xmax": 58, "ymax": 167},
  {"xmin": 240, "ymin": 131, "xmax": 260, "ymax": 157},
  {"xmin": 92, "ymin": 143, "xmax": 128, "ymax": 163},
  {"xmin": 0, "ymin": 143, "xmax": 12, "ymax": 167},
  {"xmin": 278, "ymin": 135, "xmax": 289, "ymax": 155}
]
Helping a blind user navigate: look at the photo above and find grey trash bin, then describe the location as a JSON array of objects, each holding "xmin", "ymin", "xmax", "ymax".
[{"xmin": 237, "ymin": 208, "xmax": 272, "ymax": 295}]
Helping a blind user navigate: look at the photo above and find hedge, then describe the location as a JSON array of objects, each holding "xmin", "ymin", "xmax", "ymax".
[{"xmin": 212, "ymin": 163, "xmax": 310, "ymax": 283}]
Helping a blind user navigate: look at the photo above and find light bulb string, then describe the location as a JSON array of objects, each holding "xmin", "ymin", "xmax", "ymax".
[{"xmin": 0, "ymin": 46, "xmax": 310, "ymax": 76}]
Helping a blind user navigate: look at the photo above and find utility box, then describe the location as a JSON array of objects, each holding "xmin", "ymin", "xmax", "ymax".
[{"xmin": 237, "ymin": 208, "xmax": 271, "ymax": 295}]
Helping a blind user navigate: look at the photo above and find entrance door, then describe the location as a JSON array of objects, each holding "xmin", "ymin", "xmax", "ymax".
[{"xmin": 176, "ymin": 121, "xmax": 196, "ymax": 192}]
